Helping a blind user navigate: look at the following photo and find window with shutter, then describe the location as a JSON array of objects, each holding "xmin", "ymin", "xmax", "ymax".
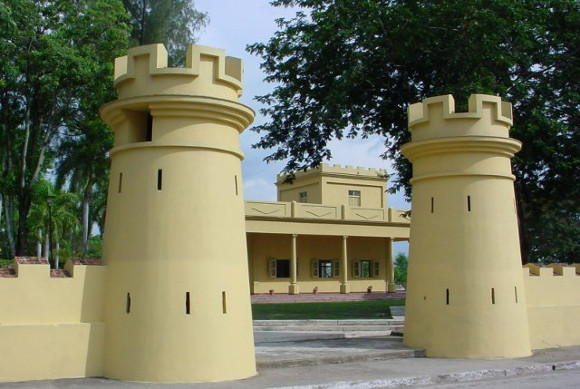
[
  {"xmin": 269, "ymin": 259, "xmax": 290, "ymax": 278},
  {"xmin": 353, "ymin": 261, "xmax": 361, "ymax": 278},
  {"xmin": 311, "ymin": 259, "xmax": 319, "ymax": 277}
]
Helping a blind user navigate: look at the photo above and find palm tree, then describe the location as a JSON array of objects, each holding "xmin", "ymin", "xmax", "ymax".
[
  {"xmin": 55, "ymin": 120, "xmax": 112, "ymax": 253},
  {"xmin": 50, "ymin": 191, "xmax": 81, "ymax": 268},
  {"xmin": 28, "ymin": 180, "xmax": 80, "ymax": 268}
]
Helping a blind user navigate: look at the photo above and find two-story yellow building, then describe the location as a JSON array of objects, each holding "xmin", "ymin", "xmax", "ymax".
[{"xmin": 245, "ymin": 163, "xmax": 410, "ymax": 295}]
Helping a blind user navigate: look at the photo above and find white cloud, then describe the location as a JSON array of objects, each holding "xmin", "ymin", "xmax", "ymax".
[{"xmin": 195, "ymin": 0, "xmax": 410, "ymax": 210}]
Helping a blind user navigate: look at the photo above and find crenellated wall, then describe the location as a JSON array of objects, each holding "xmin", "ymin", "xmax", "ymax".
[
  {"xmin": 277, "ymin": 163, "xmax": 388, "ymax": 208},
  {"xmin": 0, "ymin": 258, "xmax": 106, "ymax": 382},
  {"xmin": 523, "ymin": 264, "xmax": 580, "ymax": 349}
]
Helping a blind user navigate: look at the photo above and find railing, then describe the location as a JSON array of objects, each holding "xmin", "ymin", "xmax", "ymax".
[{"xmin": 245, "ymin": 200, "xmax": 410, "ymax": 224}]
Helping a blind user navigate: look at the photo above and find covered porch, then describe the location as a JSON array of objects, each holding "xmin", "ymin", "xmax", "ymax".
[{"xmin": 245, "ymin": 200, "xmax": 410, "ymax": 295}]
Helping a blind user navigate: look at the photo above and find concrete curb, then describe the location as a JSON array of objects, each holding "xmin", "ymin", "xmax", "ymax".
[
  {"xmin": 257, "ymin": 349, "xmax": 425, "ymax": 369},
  {"xmin": 269, "ymin": 360, "xmax": 580, "ymax": 388}
]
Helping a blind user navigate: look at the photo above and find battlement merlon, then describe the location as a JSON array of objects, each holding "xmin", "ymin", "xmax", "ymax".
[
  {"xmin": 276, "ymin": 163, "xmax": 388, "ymax": 183},
  {"xmin": 409, "ymin": 94, "xmax": 513, "ymax": 127},
  {"xmin": 407, "ymin": 94, "xmax": 515, "ymax": 142},
  {"xmin": 113, "ymin": 44, "xmax": 244, "ymax": 100}
]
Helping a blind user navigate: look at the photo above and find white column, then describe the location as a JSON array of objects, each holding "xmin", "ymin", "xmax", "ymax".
[
  {"xmin": 386, "ymin": 238, "xmax": 396, "ymax": 292},
  {"xmin": 340, "ymin": 235, "xmax": 350, "ymax": 294},
  {"xmin": 289, "ymin": 234, "xmax": 300, "ymax": 295}
]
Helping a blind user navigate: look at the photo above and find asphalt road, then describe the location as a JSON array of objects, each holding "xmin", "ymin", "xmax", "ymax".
[{"xmin": 420, "ymin": 368, "xmax": 580, "ymax": 389}]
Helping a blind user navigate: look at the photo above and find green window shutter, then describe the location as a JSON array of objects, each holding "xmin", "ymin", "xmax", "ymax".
[
  {"xmin": 269, "ymin": 259, "xmax": 277, "ymax": 278},
  {"xmin": 311, "ymin": 259, "xmax": 319, "ymax": 278},
  {"xmin": 373, "ymin": 261, "xmax": 380, "ymax": 277},
  {"xmin": 353, "ymin": 261, "xmax": 361, "ymax": 278},
  {"xmin": 334, "ymin": 260, "xmax": 340, "ymax": 277}
]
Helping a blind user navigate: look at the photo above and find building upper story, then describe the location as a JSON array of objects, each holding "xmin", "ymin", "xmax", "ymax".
[
  {"xmin": 276, "ymin": 164, "xmax": 388, "ymax": 208},
  {"xmin": 245, "ymin": 164, "xmax": 409, "ymax": 238}
]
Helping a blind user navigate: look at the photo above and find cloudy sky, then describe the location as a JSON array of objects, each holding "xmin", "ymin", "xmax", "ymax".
[{"xmin": 194, "ymin": 0, "xmax": 409, "ymax": 212}]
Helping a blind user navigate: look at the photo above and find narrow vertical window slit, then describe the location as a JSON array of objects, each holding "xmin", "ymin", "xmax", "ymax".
[
  {"xmin": 446, "ymin": 288, "xmax": 449, "ymax": 305},
  {"xmin": 222, "ymin": 291, "xmax": 227, "ymax": 314},
  {"xmin": 185, "ymin": 292, "xmax": 191, "ymax": 314},
  {"xmin": 234, "ymin": 175, "xmax": 238, "ymax": 196},
  {"xmin": 118, "ymin": 173, "xmax": 123, "ymax": 193},
  {"xmin": 126, "ymin": 292, "xmax": 131, "ymax": 313},
  {"xmin": 146, "ymin": 114, "xmax": 153, "ymax": 141},
  {"xmin": 431, "ymin": 197, "xmax": 434, "ymax": 213},
  {"xmin": 515, "ymin": 286, "xmax": 518, "ymax": 303},
  {"xmin": 157, "ymin": 169, "xmax": 163, "ymax": 190},
  {"xmin": 491, "ymin": 288, "xmax": 496, "ymax": 304},
  {"xmin": 467, "ymin": 196, "xmax": 471, "ymax": 212}
]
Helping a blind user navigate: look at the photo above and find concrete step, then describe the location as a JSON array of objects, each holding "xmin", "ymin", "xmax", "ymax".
[
  {"xmin": 256, "ymin": 336, "xmax": 424, "ymax": 369},
  {"xmin": 255, "ymin": 325, "xmax": 404, "ymax": 332},
  {"xmin": 253, "ymin": 319, "xmax": 405, "ymax": 333}
]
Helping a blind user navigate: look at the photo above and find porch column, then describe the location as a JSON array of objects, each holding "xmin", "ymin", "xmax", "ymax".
[
  {"xmin": 340, "ymin": 235, "xmax": 350, "ymax": 294},
  {"xmin": 386, "ymin": 238, "xmax": 396, "ymax": 292},
  {"xmin": 289, "ymin": 234, "xmax": 300, "ymax": 295}
]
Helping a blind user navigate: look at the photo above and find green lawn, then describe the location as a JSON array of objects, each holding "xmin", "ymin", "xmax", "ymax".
[{"xmin": 252, "ymin": 299, "xmax": 405, "ymax": 320}]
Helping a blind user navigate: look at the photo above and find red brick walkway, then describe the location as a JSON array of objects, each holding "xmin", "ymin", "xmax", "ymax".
[{"xmin": 251, "ymin": 291, "xmax": 406, "ymax": 304}]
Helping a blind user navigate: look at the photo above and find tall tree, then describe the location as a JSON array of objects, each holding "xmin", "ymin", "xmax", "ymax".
[
  {"xmin": 28, "ymin": 179, "xmax": 80, "ymax": 267},
  {"xmin": 123, "ymin": 0, "xmax": 209, "ymax": 64},
  {"xmin": 55, "ymin": 121, "xmax": 112, "ymax": 253},
  {"xmin": 0, "ymin": 0, "xmax": 129, "ymax": 256},
  {"xmin": 248, "ymin": 0, "xmax": 580, "ymax": 263}
]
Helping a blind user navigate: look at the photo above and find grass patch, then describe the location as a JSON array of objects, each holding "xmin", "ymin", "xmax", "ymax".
[{"xmin": 252, "ymin": 299, "xmax": 405, "ymax": 320}]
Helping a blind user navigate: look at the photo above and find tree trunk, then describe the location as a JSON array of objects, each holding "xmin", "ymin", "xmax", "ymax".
[
  {"xmin": 3, "ymin": 195, "xmax": 16, "ymax": 258},
  {"xmin": 44, "ymin": 231, "xmax": 50, "ymax": 262},
  {"xmin": 36, "ymin": 228, "xmax": 42, "ymax": 258},
  {"xmin": 82, "ymin": 182, "xmax": 92, "ymax": 253},
  {"xmin": 55, "ymin": 240, "xmax": 60, "ymax": 270},
  {"xmin": 15, "ymin": 191, "xmax": 32, "ymax": 256}
]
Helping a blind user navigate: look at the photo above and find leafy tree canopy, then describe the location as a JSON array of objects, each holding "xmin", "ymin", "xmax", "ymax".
[
  {"xmin": 248, "ymin": 0, "xmax": 579, "ymax": 263},
  {"xmin": 394, "ymin": 252, "xmax": 408, "ymax": 285},
  {"xmin": 123, "ymin": 0, "xmax": 209, "ymax": 65},
  {"xmin": 0, "ymin": 0, "xmax": 129, "ymax": 256}
]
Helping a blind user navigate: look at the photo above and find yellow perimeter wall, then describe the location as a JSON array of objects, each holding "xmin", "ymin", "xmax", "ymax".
[
  {"xmin": 0, "ymin": 259, "xmax": 106, "ymax": 382},
  {"xmin": 524, "ymin": 264, "xmax": 580, "ymax": 350},
  {"xmin": 1, "ymin": 256, "xmax": 580, "ymax": 383}
]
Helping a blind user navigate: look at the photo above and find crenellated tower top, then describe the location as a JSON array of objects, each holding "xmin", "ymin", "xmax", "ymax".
[
  {"xmin": 113, "ymin": 44, "xmax": 244, "ymax": 100},
  {"xmin": 100, "ymin": 44, "xmax": 254, "ymax": 150},
  {"xmin": 401, "ymin": 94, "xmax": 521, "ymax": 176},
  {"xmin": 407, "ymin": 94, "xmax": 513, "ymax": 142}
]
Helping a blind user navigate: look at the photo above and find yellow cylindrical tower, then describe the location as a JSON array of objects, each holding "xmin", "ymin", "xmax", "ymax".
[
  {"xmin": 401, "ymin": 94, "xmax": 531, "ymax": 358},
  {"xmin": 100, "ymin": 44, "xmax": 256, "ymax": 382}
]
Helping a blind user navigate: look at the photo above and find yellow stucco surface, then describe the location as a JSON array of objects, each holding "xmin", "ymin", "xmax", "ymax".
[
  {"xmin": 0, "ymin": 260, "xmax": 106, "ymax": 382},
  {"xmin": 248, "ymin": 233, "xmax": 391, "ymax": 294},
  {"xmin": 246, "ymin": 164, "xmax": 410, "ymax": 295},
  {"xmin": 3, "ymin": 51, "xmax": 580, "ymax": 384},
  {"xmin": 402, "ymin": 94, "xmax": 531, "ymax": 358},
  {"xmin": 277, "ymin": 164, "xmax": 387, "ymax": 208},
  {"xmin": 524, "ymin": 264, "xmax": 580, "ymax": 349},
  {"xmin": 100, "ymin": 44, "xmax": 256, "ymax": 382}
]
